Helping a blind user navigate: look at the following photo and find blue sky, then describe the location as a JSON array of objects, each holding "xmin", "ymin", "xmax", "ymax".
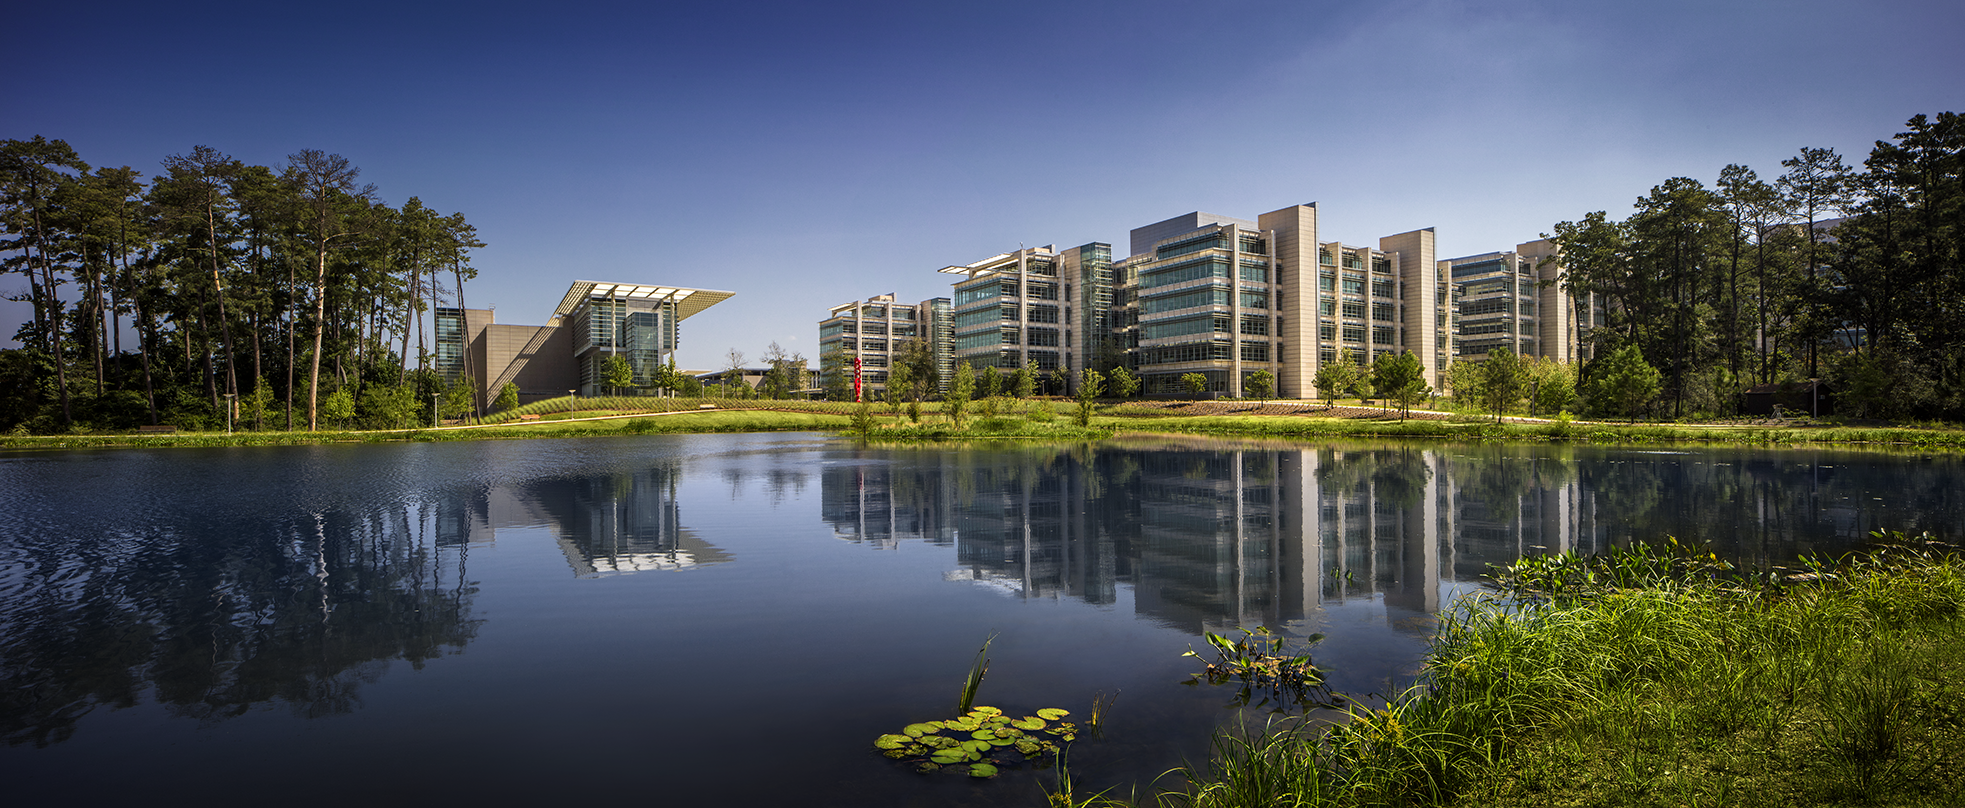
[{"xmin": 8, "ymin": 0, "xmax": 1960, "ymax": 370}]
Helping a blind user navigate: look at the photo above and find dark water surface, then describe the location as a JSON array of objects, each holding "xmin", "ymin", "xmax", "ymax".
[{"xmin": 2, "ymin": 433, "xmax": 1959, "ymax": 806}]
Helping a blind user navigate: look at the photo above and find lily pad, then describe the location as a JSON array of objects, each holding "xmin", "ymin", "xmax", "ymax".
[
  {"xmin": 969, "ymin": 763, "xmax": 999, "ymax": 778},
  {"xmin": 903, "ymin": 722, "xmax": 940, "ymax": 737},
  {"xmin": 1014, "ymin": 739, "xmax": 1045, "ymax": 756},
  {"xmin": 874, "ymin": 734, "xmax": 911, "ymax": 749},
  {"xmin": 882, "ymin": 748, "xmax": 912, "ymax": 759},
  {"xmin": 930, "ymin": 749, "xmax": 968, "ymax": 764},
  {"xmin": 915, "ymin": 762, "xmax": 941, "ymax": 774},
  {"xmin": 960, "ymin": 739, "xmax": 993, "ymax": 754},
  {"xmin": 1012, "ymin": 717, "xmax": 1045, "ymax": 731},
  {"xmin": 1036, "ymin": 708, "xmax": 1071, "ymax": 721},
  {"xmin": 969, "ymin": 706, "xmax": 1003, "ymax": 717},
  {"xmin": 970, "ymin": 729, "xmax": 997, "ymax": 741}
]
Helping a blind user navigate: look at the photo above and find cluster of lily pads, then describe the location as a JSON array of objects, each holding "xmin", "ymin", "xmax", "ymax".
[{"xmin": 873, "ymin": 706, "xmax": 1075, "ymax": 778}]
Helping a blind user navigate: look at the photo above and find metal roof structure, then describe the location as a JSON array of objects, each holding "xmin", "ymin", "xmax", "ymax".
[{"xmin": 550, "ymin": 281, "xmax": 735, "ymax": 322}]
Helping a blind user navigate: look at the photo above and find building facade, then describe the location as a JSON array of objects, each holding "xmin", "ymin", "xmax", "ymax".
[
  {"xmin": 437, "ymin": 281, "xmax": 733, "ymax": 409},
  {"xmin": 939, "ymin": 242, "xmax": 1114, "ymax": 392},
  {"xmin": 1442, "ymin": 239, "xmax": 1598, "ymax": 364},
  {"xmin": 1116, "ymin": 206, "xmax": 1449, "ymax": 398},
  {"xmin": 817, "ymin": 294, "xmax": 952, "ymax": 400}
]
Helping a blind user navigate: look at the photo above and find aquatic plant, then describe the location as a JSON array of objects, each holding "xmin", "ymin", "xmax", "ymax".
[
  {"xmin": 873, "ymin": 706, "xmax": 1077, "ymax": 778},
  {"xmin": 958, "ymin": 631, "xmax": 996, "ymax": 713},
  {"xmin": 1183, "ymin": 626, "xmax": 1335, "ymax": 711}
]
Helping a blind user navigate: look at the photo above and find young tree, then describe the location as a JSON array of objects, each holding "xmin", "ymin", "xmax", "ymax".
[
  {"xmin": 1371, "ymin": 351, "xmax": 1430, "ymax": 420},
  {"xmin": 946, "ymin": 361, "xmax": 974, "ymax": 427},
  {"xmin": 980, "ymin": 364, "xmax": 1002, "ymax": 399},
  {"xmin": 1245, "ymin": 369, "xmax": 1275, "ymax": 402},
  {"xmin": 890, "ymin": 338, "xmax": 938, "ymax": 401},
  {"xmin": 1529, "ymin": 359, "xmax": 1578, "ymax": 416},
  {"xmin": 242, "ymin": 376, "xmax": 275, "ymax": 430},
  {"xmin": 1075, "ymin": 368, "xmax": 1105, "ymax": 427},
  {"xmin": 1108, "ymin": 366, "xmax": 1140, "ymax": 399},
  {"xmin": 1478, "ymin": 348, "xmax": 1527, "ymax": 422},
  {"xmin": 1014, "ymin": 360, "xmax": 1038, "ymax": 400},
  {"xmin": 1590, "ymin": 345, "xmax": 1663, "ymax": 423},
  {"xmin": 493, "ymin": 381, "xmax": 520, "ymax": 413},
  {"xmin": 1314, "ymin": 349, "xmax": 1359, "ymax": 408},
  {"xmin": 1181, "ymin": 372, "xmax": 1208, "ymax": 400},
  {"xmin": 321, "ymin": 385, "xmax": 355, "ymax": 429},
  {"xmin": 601, "ymin": 354, "xmax": 634, "ymax": 396}
]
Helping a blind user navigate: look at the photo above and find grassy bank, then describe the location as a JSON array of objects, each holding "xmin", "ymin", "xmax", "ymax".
[
  {"xmin": 1142, "ymin": 536, "xmax": 1965, "ymax": 808},
  {"xmin": 7, "ymin": 394, "xmax": 1963, "ymax": 451}
]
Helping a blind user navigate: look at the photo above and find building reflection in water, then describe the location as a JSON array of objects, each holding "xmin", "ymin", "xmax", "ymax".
[
  {"xmin": 820, "ymin": 439, "xmax": 1956, "ymax": 638},
  {"xmin": 442, "ymin": 459, "xmax": 729, "ymax": 576}
]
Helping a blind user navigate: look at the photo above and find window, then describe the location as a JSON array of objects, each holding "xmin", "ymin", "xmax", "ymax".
[
  {"xmin": 1140, "ymin": 256, "xmax": 1232, "ymax": 288},
  {"xmin": 1156, "ymin": 232, "xmax": 1228, "ymax": 259},
  {"xmin": 1028, "ymin": 282, "xmax": 1059, "ymax": 300},
  {"xmin": 1373, "ymin": 302, "xmax": 1396, "ymax": 322},
  {"xmin": 1319, "ymin": 247, "xmax": 1335, "ymax": 266},
  {"xmin": 1342, "ymin": 278, "xmax": 1365, "ymax": 296},
  {"xmin": 1238, "ymin": 261, "xmax": 1268, "ymax": 282},
  {"xmin": 1028, "ymin": 304, "xmax": 1060, "ymax": 323},
  {"xmin": 1342, "ymin": 249, "xmax": 1362, "ymax": 269},
  {"xmin": 1342, "ymin": 301, "xmax": 1365, "ymax": 319},
  {"xmin": 1240, "ymin": 343, "xmax": 1269, "ymax": 362},
  {"xmin": 1372, "ymin": 256, "xmax": 1390, "ymax": 273},
  {"xmin": 1143, "ymin": 287, "xmax": 1228, "ymax": 314},
  {"xmin": 1371, "ymin": 279, "xmax": 1395, "ymax": 298},
  {"xmin": 1319, "ymin": 274, "xmax": 1336, "ymax": 292},
  {"xmin": 1319, "ymin": 323, "xmax": 1336, "ymax": 340},
  {"xmin": 862, "ymin": 323, "xmax": 887, "ymax": 335},
  {"xmin": 1319, "ymin": 299, "xmax": 1336, "ymax": 316},
  {"xmin": 1372, "ymin": 326, "xmax": 1394, "ymax": 345},
  {"xmin": 1142, "ymin": 315, "xmax": 1231, "ymax": 340},
  {"xmin": 1027, "ymin": 327, "xmax": 1059, "ymax": 347},
  {"xmin": 1240, "ymin": 292, "xmax": 1268, "ymax": 309},
  {"xmin": 1139, "ymin": 342, "xmax": 1233, "ymax": 365},
  {"xmin": 1238, "ymin": 236, "xmax": 1267, "ymax": 255},
  {"xmin": 1343, "ymin": 325, "xmax": 1365, "ymax": 343},
  {"xmin": 1240, "ymin": 316, "xmax": 1269, "ymax": 336}
]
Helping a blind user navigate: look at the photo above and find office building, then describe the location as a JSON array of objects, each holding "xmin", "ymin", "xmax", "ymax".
[
  {"xmin": 437, "ymin": 280, "xmax": 733, "ymax": 409},
  {"xmin": 1442, "ymin": 239, "xmax": 1598, "ymax": 364},
  {"xmin": 818, "ymin": 294, "xmax": 952, "ymax": 399},
  {"xmin": 1116, "ymin": 206, "xmax": 1449, "ymax": 398},
  {"xmin": 939, "ymin": 242, "xmax": 1115, "ymax": 392}
]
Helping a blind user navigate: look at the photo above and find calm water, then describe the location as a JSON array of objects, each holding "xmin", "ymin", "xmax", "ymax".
[{"xmin": 2, "ymin": 434, "xmax": 1959, "ymax": 806}]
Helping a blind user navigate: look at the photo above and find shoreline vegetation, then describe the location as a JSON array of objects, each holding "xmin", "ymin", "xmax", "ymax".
[
  {"xmin": 1116, "ymin": 535, "xmax": 1965, "ymax": 808},
  {"xmin": 6, "ymin": 395, "xmax": 1963, "ymax": 452}
]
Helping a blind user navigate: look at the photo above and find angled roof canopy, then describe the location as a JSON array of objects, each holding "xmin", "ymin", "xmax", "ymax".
[{"xmin": 551, "ymin": 281, "xmax": 735, "ymax": 322}]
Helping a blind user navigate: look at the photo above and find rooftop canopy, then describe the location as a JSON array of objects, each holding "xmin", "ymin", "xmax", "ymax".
[{"xmin": 551, "ymin": 281, "xmax": 735, "ymax": 322}]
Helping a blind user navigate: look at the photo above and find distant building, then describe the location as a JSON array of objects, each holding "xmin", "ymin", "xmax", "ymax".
[
  {"xmin": 1115, "ymin": 206, "xmax": 1448, "ymax": 398},
  {"xmin": 817, "ymin": 294, "xmax": 952, "ymax": 400},
  {"xmin": 938, "ymin": 242, "xmax": 1114, "ymax": 393},
  {"xmin": 437, "ymin": 281, "xmax": 733, "ymax": 409},
  {"xmin": 1442, "ymin": 240, "xmax": 1600, "ymax": 364}
]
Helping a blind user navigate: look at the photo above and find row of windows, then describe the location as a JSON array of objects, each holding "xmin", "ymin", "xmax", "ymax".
[
  {"xmin": 955, "ymin": 280, "xmax": 1018, "ymax": 306},
  {"xmin": 1143, "ymin": 315, "xmax": 1229, "ymax": 340},
  {"xmin": 1138, "ymin": 342, "xmax": 1232, "ymax": 365},
  {"xmin": 1371, "ymin": 279, "xmax": 1395, "ymax": 298},
  {"xmin": 1144, "ymin": 286, "xmax": 1229, "ymax": 314},
  {"xmin": 1139, "ymin": 256, "xmax": 1230, "ymax": 288},
  {"xmin": 1239, "ymin": 261, "xmax": 1268, "ymax": 283},
  {"xmin": 1156, "ymin": 232, "xmax": 1228, "ymax": 260}
]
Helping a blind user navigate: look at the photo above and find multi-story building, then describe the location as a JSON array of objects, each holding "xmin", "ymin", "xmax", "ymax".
[
  {"xmin": 817, "ymin": 294, "xmax": 952, "ymax": 400},
  {"xmin": 939, "ymin": 243, "xmax": 1114, "ymax": 391},
  {"xmin": 1115, "ymin": 206, "xmax": 1449, "ymax": 398},
  {"xmin": 436, "ymin": 280, "xmax": 733, "ymax": 409},
  {"xmin": 1442, "ymin": 239, "xmax": 1598, "ymax": 364}
]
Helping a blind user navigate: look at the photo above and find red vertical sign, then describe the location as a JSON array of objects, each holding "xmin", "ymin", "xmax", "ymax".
[{"xmin": 853, "ymin": 355, "xmax": 863, "ymax": 402}]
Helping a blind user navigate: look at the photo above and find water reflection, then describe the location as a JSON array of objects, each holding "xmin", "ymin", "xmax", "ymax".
[
  {"xmin": 823, "ymin": 439, "xmax": 1964, "ymax": 637},
  {"xmin": 0, "ymin": 499, "xmax": 480, "ymax": 747},
  {"xmin": 480, "ymin": 460, "xmax": 729, "ymax": 575}
]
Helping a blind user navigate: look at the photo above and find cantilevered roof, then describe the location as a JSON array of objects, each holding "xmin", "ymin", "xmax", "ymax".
[{"xmin": 551, "ymin": 281, "xmax": 736, "ymax": 321}]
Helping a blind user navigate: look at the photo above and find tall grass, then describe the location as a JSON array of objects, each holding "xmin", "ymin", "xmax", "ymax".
[{"xmin": 1158, "ymin": 534, "xmax": 1965, "ymax": 807}]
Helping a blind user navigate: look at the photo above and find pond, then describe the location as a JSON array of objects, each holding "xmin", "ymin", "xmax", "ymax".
[{"xmin": 2, "ymin": 433, "xmax": 1960, "ymax": 806}]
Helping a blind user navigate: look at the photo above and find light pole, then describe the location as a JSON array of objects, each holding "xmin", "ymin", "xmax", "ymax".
[
  {"xmin": 223, "ymin": 393, "xmax": 236, "ymax": 435},
  {"xmin": 432, "ymin": 393, "xmax": 440, "ymax": 429},
  {"xmin": 569, "ymin": 389, "xmax": 577, "ymax": 416}
]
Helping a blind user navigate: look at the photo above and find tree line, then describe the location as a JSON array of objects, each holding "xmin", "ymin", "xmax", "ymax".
[
  {"xmin": 1, "ymin": 136, "xmax": 483, "ymax": 433},
  {"xmin": 1549, "ymin": 112, "xmax": 1962, "ymax": 420}
]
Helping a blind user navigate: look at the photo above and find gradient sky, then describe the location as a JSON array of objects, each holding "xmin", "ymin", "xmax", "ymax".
[{"xmin": 8, "ymin": 0, "xmax": 1960, "ymax": 370}]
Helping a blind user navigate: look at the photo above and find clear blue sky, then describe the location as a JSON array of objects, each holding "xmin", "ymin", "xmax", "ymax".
[{"xmin": 8, "ymin": 0, "xmax": 1960, "ymax": 370}]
